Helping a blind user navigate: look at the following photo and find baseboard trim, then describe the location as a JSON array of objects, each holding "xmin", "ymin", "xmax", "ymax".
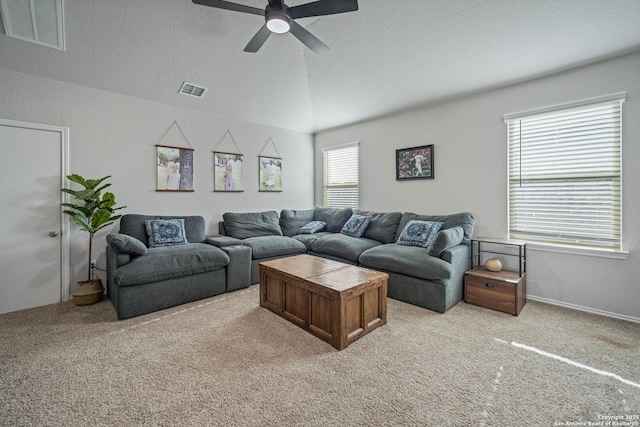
[{"xmin": 527, "ymin": 295, "xmax": 640, "ymax": 324}]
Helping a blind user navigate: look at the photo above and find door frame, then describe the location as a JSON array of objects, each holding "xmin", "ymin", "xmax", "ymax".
[{"xmin": 0, "ymin": 118, "xmax": 71, "ymax": 302}]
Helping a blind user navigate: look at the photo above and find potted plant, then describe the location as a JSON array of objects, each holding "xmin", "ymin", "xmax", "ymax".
[{"xmin": 61, "ymin": 174, "xmax": 126, "ymax": 305}]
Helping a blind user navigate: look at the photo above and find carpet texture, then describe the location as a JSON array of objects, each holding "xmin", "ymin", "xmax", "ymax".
[{"xmin": 1, "ymin": 285, "xmax": 638, "ymax": 426}]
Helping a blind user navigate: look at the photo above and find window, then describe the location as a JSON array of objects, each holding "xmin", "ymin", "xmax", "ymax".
[
  {"xmin": 504, "ymin": 93, "xmax": 624, "ymax": 250},
  {"xmin": 323, "ymin": 143, "xmax": 359, "ymax": 208}
]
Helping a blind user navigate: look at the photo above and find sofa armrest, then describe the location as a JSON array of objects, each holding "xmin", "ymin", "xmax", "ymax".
[
  {"xmin": 441, "ymin": 244, "xmax": 471, "ymax": 271},
  {"xmin": 206, "ymin": 235, "xmax": 243, "ymax": 247},
  {"xmin": 106, "ymin": 246, "xmax": 132, "ymax": 271}
]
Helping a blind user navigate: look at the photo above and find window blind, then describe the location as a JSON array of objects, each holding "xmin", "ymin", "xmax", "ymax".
[
  {"xmin": 323, "ymin": 143, "xmax": 359, "ymax": 208},
  {"xmin": 506, "ymin": 95, "xmax": 624, "ymax": 249}
]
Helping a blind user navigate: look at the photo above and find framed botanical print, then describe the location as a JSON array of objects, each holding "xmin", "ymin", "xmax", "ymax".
[
  {"xmin": 396, "ymin": 144, "xmax": 434, "ymax": 180},
  {"xmin": 259, "ymin": 156, "xmax": 282, "ymax": 192},
  {"xmin": 156, "ymin": 145, "xmax": 194, "ymax": 191},
  {"xmin": 214, "ymin": 152, "xmax": 244, "ymax": 192}
]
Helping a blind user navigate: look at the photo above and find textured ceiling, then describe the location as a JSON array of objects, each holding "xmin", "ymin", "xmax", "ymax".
[{"xmin": 1, "ymin": 0, "xmax": 639, "ymax": 133}]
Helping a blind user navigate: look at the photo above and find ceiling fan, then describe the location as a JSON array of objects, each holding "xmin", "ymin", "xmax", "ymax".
[{"xmin": 192, "ymin": 0, "xmax": 359, "ymax": 54}]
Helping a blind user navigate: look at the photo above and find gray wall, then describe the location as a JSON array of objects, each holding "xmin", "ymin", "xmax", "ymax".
[
  {"xmin": 0, "ymin": 68, "xmax": 314, "ymax": 291},
  {"xmin": 314, "ymin": 52, "xmax": 640, "ymax": 321}
]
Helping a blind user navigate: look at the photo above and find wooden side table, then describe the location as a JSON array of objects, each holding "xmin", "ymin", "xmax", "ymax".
[{"xmin": 464, "ymin": 237, "xmax": 527, "ymax": 316}]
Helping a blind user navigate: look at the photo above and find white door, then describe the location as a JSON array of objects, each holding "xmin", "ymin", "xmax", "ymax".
[{"xmin": 0, "ymin": 119, "xmax": 69, "ymax": 314}]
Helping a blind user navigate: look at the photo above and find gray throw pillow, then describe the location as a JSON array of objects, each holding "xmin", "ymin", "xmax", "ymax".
[
  {"xmin": 107, "ymin": 233, "xmax": 147, "ymax": 256},
  {"xmin": 428, "ymin": 226, "xmax": 465, "ymax": 257}
]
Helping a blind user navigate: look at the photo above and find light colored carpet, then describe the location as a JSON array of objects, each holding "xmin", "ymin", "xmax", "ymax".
[{"xmin": 1, "ymin": 285, "xmax": 638, "ymax": 426}]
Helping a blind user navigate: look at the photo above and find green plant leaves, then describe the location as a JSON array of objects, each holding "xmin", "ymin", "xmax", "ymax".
[{"xmin": 61, "ymin": 175, "xmax": 126, "ymax": 234}]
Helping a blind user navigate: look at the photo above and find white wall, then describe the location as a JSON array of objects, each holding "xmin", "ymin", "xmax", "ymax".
[
  {"xmin": 0, "ymin": 68, "xmax": 314, "ymax": 293},
  {"xmin": 314, "ymin": 52, "xmax": 640, "ymax": 322}
]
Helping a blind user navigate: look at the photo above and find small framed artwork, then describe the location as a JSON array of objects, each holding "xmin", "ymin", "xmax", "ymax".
[
  {"xmin": 396, "ymin": 144, "xmax": 434, "ymax": 180},
  {"xmin": 156, "ymin": 145, "xmax": 194, "ymax": 191},
  {"xmin": 214, "ymin": 152, "xmax": 244, "ymax": 192},
  {"xmin": 259, "ymin": 156, "xmax": 282, "ymax": 192}
]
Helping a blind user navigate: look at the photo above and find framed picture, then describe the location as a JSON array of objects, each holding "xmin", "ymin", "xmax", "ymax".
[
  {"xmin": 214, "ymin": 152, "xmax": 244, "ymax": 192},
  {"xmin": 156, "ymin": 145, "xmax": 194, "ymax": 191},
  {"xmin": 396, "ymin": 144, "xmax": 434, "ymax": 180},
  {"xmin": 259, "ymin": 156, "xmax": 282, "ymax": 192}
]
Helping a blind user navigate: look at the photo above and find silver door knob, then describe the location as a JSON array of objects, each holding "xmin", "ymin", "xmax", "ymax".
[{"xmin": 48, "ymin": 231, "xmax": 59, "ymax": 237}]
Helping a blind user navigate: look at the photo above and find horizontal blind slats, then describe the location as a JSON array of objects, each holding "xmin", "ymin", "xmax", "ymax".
[
  {"xmin": 323, "ymin": 144, "xmax": 359, "ymax": 209},
  {"xmin": 507, "ymin": 98, "xmax": 622, "ymax": 250}
]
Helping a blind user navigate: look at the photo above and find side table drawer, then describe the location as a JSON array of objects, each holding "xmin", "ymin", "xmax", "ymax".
[{"xmin": 465, "ymin": 274, "xmax": 526, "ymax": 316}]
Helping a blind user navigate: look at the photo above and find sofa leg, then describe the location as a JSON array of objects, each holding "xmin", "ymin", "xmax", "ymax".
[{"xmin": 222, "ymin": 245, "xmax": 252, "ymax": 292}]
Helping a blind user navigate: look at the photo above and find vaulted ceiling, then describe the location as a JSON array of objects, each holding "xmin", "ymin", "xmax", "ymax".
[{"xmin": 1, "ymin": 0, "xmax": 639, "ymax": 133}]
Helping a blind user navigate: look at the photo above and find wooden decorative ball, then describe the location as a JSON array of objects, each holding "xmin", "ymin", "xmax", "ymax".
[{"xmin": 485, "ymin": 258, "xmax": 502, "ymax": 272}]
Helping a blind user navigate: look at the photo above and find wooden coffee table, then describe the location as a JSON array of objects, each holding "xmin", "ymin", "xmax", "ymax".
[{"xmin": 259, "ymin": 254, "xmax": 388, "ymax": 350}]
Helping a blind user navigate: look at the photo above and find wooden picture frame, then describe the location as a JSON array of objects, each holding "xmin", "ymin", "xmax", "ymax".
[
  {"xmin": 156, "ymin": 145, "xmax": 194, "ymax": 191},
  {"xmin": 396, "ymin": 144, "xmax": 434, "ymax": 180},
  {"xmin": 214, "ymin": 152, "xmax": 244, "ymax": 192},
  {"xmin": 259, "ymin": 156, "xmax": 282, "ymax": 192}
]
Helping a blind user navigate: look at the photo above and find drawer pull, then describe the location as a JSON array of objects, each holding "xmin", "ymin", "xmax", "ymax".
[{"xmin": 485, "ymin": 283, "xmax": 495, "ymax": 288}]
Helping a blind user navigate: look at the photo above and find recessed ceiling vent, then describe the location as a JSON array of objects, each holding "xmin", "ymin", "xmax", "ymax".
[
  {"xmin": 0, "ymin": 0, "xmax": 66, "ymax": 50},
  {"xmin": 179, "ymin": 82, "xmax": 208, "ymax": 99}
]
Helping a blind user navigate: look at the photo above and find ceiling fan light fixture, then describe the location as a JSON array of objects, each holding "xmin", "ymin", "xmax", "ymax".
[{"xmin": 266, "ymin": 14, "xmax": 291, "ymax": 34}]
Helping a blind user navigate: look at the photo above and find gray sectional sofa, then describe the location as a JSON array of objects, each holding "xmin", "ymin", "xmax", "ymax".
[
  {"xmin": 211, "ymin": 207, "xmax": 475, "ymax": 313},
  {"xmin": 105, "ymin": 209, "xmax": 474, "ymax": 319},
  {"xmin": 106, "ymin": 214, "xmax": 251, "ymax": 319}
]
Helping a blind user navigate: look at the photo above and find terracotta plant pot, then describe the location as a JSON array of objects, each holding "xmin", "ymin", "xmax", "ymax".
[{"xmin": 72, "ymin": 279, "xmax": 104, "ymax": 306}]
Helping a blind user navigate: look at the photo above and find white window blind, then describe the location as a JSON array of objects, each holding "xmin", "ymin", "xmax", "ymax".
[
  {"xmin": 505, "ymin": 93, "xmax": 624, "ymax": 250},
  {"xmin": 323, "ymin": 143, "xmax": 359, "ymax": 208}
]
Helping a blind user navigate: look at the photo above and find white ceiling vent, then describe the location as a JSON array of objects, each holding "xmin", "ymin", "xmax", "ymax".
[
  {"xmin": 0, "ymin": 0, "xmax": 65, "ymax": 51},
  {"xmin": 179, "ymin": 82, "xmax": 208, "ymax": 99}
]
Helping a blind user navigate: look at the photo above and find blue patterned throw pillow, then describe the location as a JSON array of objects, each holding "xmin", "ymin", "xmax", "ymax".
[
  {"xmin": 298, "ymin": 221, "xmax": 327, "ymax": 234},
  {"xmin": 341, "ymin": 214, "xmax": 372, "ymax": 238},
  {"xmin": 144, "ymin": 219, "xmax": 188, "ymax": 248},
  {"xmin": 397, "ymin": 220, "xmax": 443, "ymax": 248}
]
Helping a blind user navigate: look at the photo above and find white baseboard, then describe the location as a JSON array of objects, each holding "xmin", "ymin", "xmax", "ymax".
[{"xmin": 527, "ymin": 295, "xmax": 640, "ymax": 324}]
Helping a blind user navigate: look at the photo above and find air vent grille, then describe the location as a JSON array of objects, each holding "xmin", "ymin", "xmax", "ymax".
[{"xmin": 179, "ymin": 82, "xmax": 208, "ymax": 99}]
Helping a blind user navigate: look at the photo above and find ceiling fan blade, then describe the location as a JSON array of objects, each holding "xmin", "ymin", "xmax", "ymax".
[
  {"xmin": 244, "ymin": 25, "xmax": 272, "ymax": 52},
  {"xmin": 289, "ymin": 0, "xmax": 358, "ymax": 19},
  {"xmin": 192, "ymin": 0, "xmax": 264, "ymax": 16},
  {"xmin": 289, "ymin": 21, "xmax": 329, "ymax": 54}
]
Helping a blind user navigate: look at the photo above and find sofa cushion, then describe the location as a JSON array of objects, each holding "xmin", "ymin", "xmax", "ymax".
[
  {"xmin": 223, "ymin": 211, "xmax": 283, "ymax": 239},
  {"xmin": 280, "ymin": 209, "xmax": 315, "ymax": 236},
  {"xmin": 397, "ymin": 220, "xmax": 443, "ymax": 248},
  {"xmin": 292, "ymin": 232, "xmax": 331, "ymax": 249},
  {"xmin": 428, "ymin": 226, "xmax": 465, "ymax": 257},
  {"xmin": 205, "ymin": 235, "xmax": 243, "ymax": 247},
  {"xmin": 341, "ymin": 214, "xmax": 371, "ymax": 238},
  {"xmin": 145, "ymin": 219, "xmax": 188, "ymax": 248},
  {"xmin": 356, "ymin": 210, "xmax": 402, "ymax": 243},
  {"xmin": 298, "ymin": 221, "xmax": 326, "ymax": 234},
  {"xmin": 308, "ymin": 233, "xmax": 381, "ymax": 262},
  {"xmin": 396, "ymin": 212, "xmax": 475, "ymax": 244},
  {"xmin": 359, "ymin": 244, "xmax": 453, "ymax": 281},
  {"xmin": 313, "ymin": 207, "xmax": 353, "ymax": 233},
  {"xmin": 120, "ymin": 214, "xmax": 206, "ymax": 245},
  {"xmin": 107, "ymin": 233, "xmax": 147, "ymax": 256},
  {"xmin": 242, "ymin": 236, "xmax": 307, "ymax": 259},
  {"xmin": 112, "ymin": 243, "xmax": 230, "ymax": 287}
]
